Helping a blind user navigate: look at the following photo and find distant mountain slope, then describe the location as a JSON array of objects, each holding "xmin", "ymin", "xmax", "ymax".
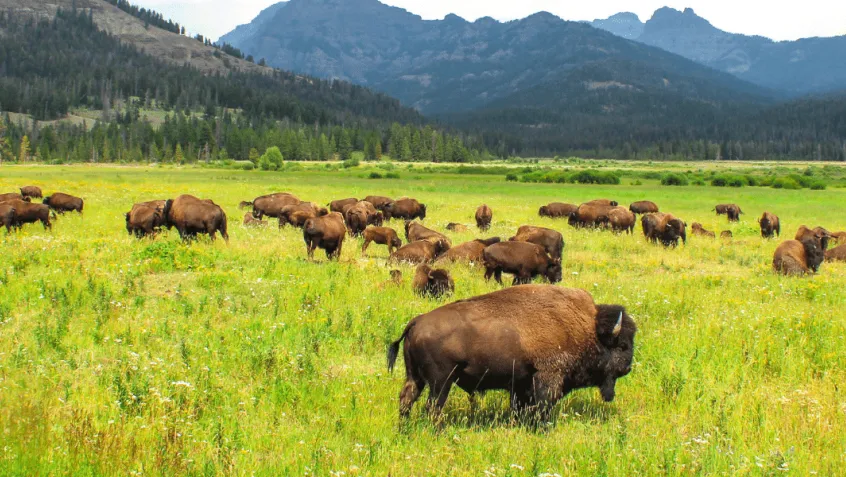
[
  {"xmin": 218, "ymin": 0, "xmax": 777, "ymax": 117},
  {"xmin": 590, "ymin": 7, "xmax": 846, "ymax": 95}
]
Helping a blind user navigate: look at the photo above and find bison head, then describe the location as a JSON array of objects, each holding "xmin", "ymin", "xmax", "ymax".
[
  {"xmin": 125, "ymin": 212, "xmax": 131, "ymax": 234},
  {"xmin": 371, "ymin": 211, "xmax": 385, "ymax": 226},
  {"xmin": 418, "ymin": 204, "xmax": 427, "ymax": 220},
  {"xmin": 162, "ymin": 199, "xmax": 174, "ymax": 229},
  {"xmin": 391, "ymin": 236, "xmax": 403, "ymax": 250},
  {"xmin": 593, "ymin": 305, "xmax": 637, "ymax": 402},
  {"xmin": 433, "ymin": 239, "xmax": 450, "ymax": 257},
  {"xmin": 426, "ymin": 268, "xmax": 454, "ymax": 297},
  {"xmin": 538, "ymin": 206, "xmax": 548, "ymax": 217},
  {"xmin": 546, "ymin": 258, "xmax": 563, "ymax": 284},
  {"xmin": 317, "ymin": 207, "xmax": 330, "ymax": 217},
  {"xmin": 42, "ymin": 196, "xmax": 51, "ymax": 205},
  {"xmin": 802, "ymin": 238, "xmax": 825, "ymax": 273}
]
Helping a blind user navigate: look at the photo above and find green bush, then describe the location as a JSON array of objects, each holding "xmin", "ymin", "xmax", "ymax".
[
  {"xmin": 810, "ymin": 181, "xmax": 827, "ymax": 190},
  {"xmin": 772, "ymin": 177, "xmax": 802, "ymax": 190},
  {"xmin": 385, "ymin": 172, "xmax": 400, "ymax": 179},
  {"xmin": 368, "ymin": 172, "xmax": 383, "ymax": 179},
  {"xmin": 569, "ymin": 170, "xmax": 621, "ymax": 185},
  {"xmin": 711, "ymin": 174, "xmax": 747, "ymax": 187},
  {"xmin": 505, "ymin": 173, "xmax": 518, "ymax": 182},
  {"xmin": 661, "ymin": 173, "xmax": 689, "ymax": 186},
  {"xmin": 342, "ymin": 158, "xmax": 360, "ymax": 169},
  {"xmin": 259, "ymin": 146, "xmax": 284, "ymax": 170},
  {"xmin": 693, "ymin": 180, "xmax": 705, "ymax": 186}
]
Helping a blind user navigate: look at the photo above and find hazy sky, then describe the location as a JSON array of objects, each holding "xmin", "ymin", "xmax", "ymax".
[{"xmin": 133, "ymin": 0, "xmax": 846, "ymax": 43}]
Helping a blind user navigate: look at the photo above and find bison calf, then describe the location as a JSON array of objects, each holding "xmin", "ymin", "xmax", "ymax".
[
  {"xmin": 412, "ymin": 264, "xmax": 455, "ymax": 298},
  {"xmin": 483, "ymin": 241, "xmax": 562, "ymax": 286},
  {"xmin": 436, "ymin": 237, "xmax": 501, "ymax": 264},
  {"xmin": 362, "ymin": 226, "xmax": 402, "ymax": 256},
  {"xmin": 691, "ymin": 222, "xmax": 715, "ymax": 238},
  {"xmin": 243, "ymin": 213, "xmax": 267, "ymax": 227},
  {"xmin": 387, "ymin": 285, "xmax": 636, "ymax": 419},
  {"xmin": 390, "ymin": 240, "xmax": 450, "ymax": 264}
]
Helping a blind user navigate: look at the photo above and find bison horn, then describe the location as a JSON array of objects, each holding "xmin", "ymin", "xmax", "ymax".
[{"xmin": 613, "ymin": 312, "xmax": 623, "ymax": 337}]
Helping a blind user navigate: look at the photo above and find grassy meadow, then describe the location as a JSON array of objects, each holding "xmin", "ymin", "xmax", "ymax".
[{"xmin": 0, "ymin": 164, "xmax": 845, "ymax": 476}]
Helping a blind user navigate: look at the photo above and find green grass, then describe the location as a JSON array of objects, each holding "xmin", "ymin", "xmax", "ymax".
[{"xmin": 1, "ymin": 164, "xmax": 844, "ymax": 475}]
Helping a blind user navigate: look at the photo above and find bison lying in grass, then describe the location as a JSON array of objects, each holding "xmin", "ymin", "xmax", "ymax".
[
  {"xmin": 387, "ymin": 285, "xmax": 636, "ymax": 419},
  {"xmin": 412, "ymin": 264, "xmax": 454, "ymax": 298}
]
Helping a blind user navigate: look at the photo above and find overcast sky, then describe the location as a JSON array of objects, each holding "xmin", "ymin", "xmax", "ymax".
[{"xmin": 133, "ymin": 0, "xmax": 846, "ymax": 43}]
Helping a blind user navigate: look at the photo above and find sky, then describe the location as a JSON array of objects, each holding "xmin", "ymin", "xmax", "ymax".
[{"xmin": 132, "ymin": 0, "xmax": 846, "ymax": 43}]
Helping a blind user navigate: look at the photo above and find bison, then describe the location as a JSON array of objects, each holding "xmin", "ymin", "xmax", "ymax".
[
  {"xmin": 483, "ymin": 241, "xmax": 562, "ymax": 286},
  {"xmin": 436, "ymin": 237, "xmax": 502, "ymax": 264},
  {"xmin": 387, "ymin": 285, "xmax": 637, "ymax": 418},
  {"xmin": 642, "ymin": 213, "xmax": 686, "ymax": 247},
  {"xmin": 280, "ymin": 202, "xmax": 328, "ymax": 229},
  {"xmin": 445, "ymin": 223, "xmax": 469, "ymax": 233},
  {"xmin": 243, "ymin": 213, "xmax": 267, "ymax": 226},
  {"xmin": 715, "ymin": 204, "xmax": 742, "ymax": 222},
  {"xmin": 125, "ymin": 203, "xmax": 165, "ymax": 238},
  {"xmin": 773, "ymin": 238, "xmax": 824, "ymax": 276},
  {"xmin": 825, "ymin": 244, "xmax": 846, "ymax": 262},
  {"xmin": 329, "ymin": 198, "xmax": 359, "ymax": 213},
  {"xmin": 386, "ymin": 198, "xmax": 426, "ymax": 221},
  {"xmin": 585, "ymin": 199, "xmax": 619, "ymax": 207},
  {"xmin": 691, "ymin": 222, "xmax": 715, "ymax": 238},
  {"xmin": 539, "ymin": 202, "xmax": 579, "ymax": 219},
  {"xmin": 608, "ymin": 207, "xmax": 636, "ymax": 234},
  {"xmin": 363, "ymin": 196, "xmax": 394, "ymax": 213},
  {"xmin": 629, "ymin": 201, "xmax": 659, "ymax": 215},
  {"xmin": 830, "ymin": 231, "xmax": 846, "ymax": 245},
  {"xmin": 1, "ymin": 199, "xmax": 51, "ymax": 230},
  {"xmin": 758, "ymin": 212, "xmax": 780, "ymax": 239},
  {"xmin": 568, "ymin": 204, "xmax": 614, "ymax": 229},
  {"xmin": 303, "ymin": 212, "xmax": 346, "ymax": 260},
  {"xmin": 509, "ymin": 225, "xmax": 564, "ymax": 260},
  {"xmin": 242, "ymin": 192, "xmax": 300, "ymax": 219},
  {"xmin": 43, "ymin": 192, "xmax": 84, "ymax": 215},
  {"xmin": 163, "ymin": 195, "xmax": 228, "ymax": 242},
  {"xmin": 796, "ymin": 226, "xmax": 830, "ymax": 251},
  {"xmin": 0, "ymin": 204, "xmax": 15, "ymax": 232},
  {"xmin": 0, "ymin": 193, "xmax": 29, "ymax": 203},
  {"xmin": 362, "ymin": 226, "xmax": 403, "ymax": 256},
  {"xmin": 390, "ymin": 240, "xmax": 450, "ymax": 264},
  {"xmin": 406, "ymin": 221, "xmax": 451, "ymax": 247},
  {"xmin": 475, "ymin": 204, "xmax": 492, "ymax": 230},
  {"xmin": 412, "ymin": 264, "xmax": 455, "ymax": 299},
  {"xmin": 721, "ymin": 231, "xmax": 733, "ymax": 240},
  {"xmin": 20, "ymin": 186, "xmax": 43, "ymax": 199}
]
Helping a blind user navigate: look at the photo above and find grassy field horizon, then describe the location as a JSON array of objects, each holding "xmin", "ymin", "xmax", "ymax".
[{"xmin": 1, "ymin": 164, "xmax": 844, "ymax": 475}]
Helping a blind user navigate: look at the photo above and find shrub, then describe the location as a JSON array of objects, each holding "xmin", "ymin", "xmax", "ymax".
[
  {"xmin": 810, "ymin": 181, "xmax": 827, "ymax": 190},
  {"xmin": 692, "ymin": 180, "xmax": 705, "ymax": 186},
  {"xmin": 259, "ymin": 146, "xmax": 284, "ymax": 170},
  {"xmin": 368, "ymin": 172, "xmax": 383, "ymax": 179},
  {"xmin": 569, "ymin": 170, "xmax": 621, "ymax": 185},
  {"xmin": 711, "ymin": 174, "xmax": 747, "ymax": 187},
  {"xmin": 505, "ymin": 173, "xmax": 518, "ymax": 182},
  {"xmin": 385, "ymin": 172, "xmax": 400, "ymax": 179},
  {"xmin": 661, "ymin": 173, "xmax": 689, "ymax": 186},
  {"xmin": 342, "ymin": 158, "xmax": 360, "ymax": 169},
  {"xmin": 772, "ymin": 177, "xmax": 802, "ymax": 190}
]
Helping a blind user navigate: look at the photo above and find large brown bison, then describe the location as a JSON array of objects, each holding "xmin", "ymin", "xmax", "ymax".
[
  {"xmin": 608, "ymin": 207, "xmax": 636, "ymax": 234},
  {"xmin": 329, "ymin": 198, "xmax": 359, "ymax": 213},
  {"xmin": 483, "ymin": 241, "xmax": 562, "ymax": 285},
  {"xmin": 0, "ymin": 204, "xmax": 15, "ymax": 232},
  {"xmin": 773, "ymin": 238, "xmax": 824, "ymax": 276},
  {"xmin": 642, "ymin": 213, "xmax": 686, "ymax": 247},
  {"xmin": 436, "ymin": 237, "xmax": 501, "ymax": 264},
  {"xmin": 389, "ymin": 240, "xmax": 450, "ymax": 264},
  {"xmin": 825, "ymin": 244, "xmax": 846, "ymax": 262},
  {"xmin": 539, "ymin": 202, "xmax": 579, "ymax": 219},
  {"xmin": 795, "ymin": 225, "xmax": 830, "ymax": 251},
  {"xmin": 0, "ymin": 193, "xmax": 29, "ymax": 203},
  {"xmin": 629, "ymin": 201, "xmax": 659, "ymax": 215},
  {"xmin": 386, "ymin": 198, "xmax": 426, "ymax": 221},
  {"xmin": 406, "ymin": 221, "xmax": 451, "ymax": 246},
  {"xmin": 362, "ymin": 226, "xmax": 403, "ymax": 255},
  {"xmin": 691, "ymin": 223, "xmax": 715, "ymax": 238},
  {"xmin": 585, "ymin": 199, "xmax": 619, "ymax": 207},
  {"xmin": 758, "ymin": 212, "xmax": 780, "ymax": 239},
  {"xmin": 715, "ymin": 204, "xmax": 743, "ymax": 222},
  {"xmin": 20, "ymin": 186, "xmax": 43, "ymax": 199},
  {"xmin": 387, "ymin": 285, "xmax": 637, "ymax": 418},
  {"xmin": 509, "ymin": 225, "xmax": 564, "ymax": 260},
  {"xmin": 568, "ymin": 203, "xmax": 614, "ymax": 229},
  {"xmin": 363, "ymin": 196, "xmax": 394, "ymax": 213},
  {"xmin": 412, "ymin": 264, "xmax": 455, "ymax": 299},
  {"xmin": 280, "ymin": 202, "xmax": 328, "ymax": 229},
  {"xmin": 344, "ymin": 201, "xmax": 383, "ymax": 235},
  {"xmin": 242, "ymin": 192, "xmax": 300, "ymax": 219},
  {"xmin": 1, "ymin": 199, "xmax": 51, "ymax": 230},
  {"xmin": 163, "ymin": 195, "xmax": 228, "ymax": 242},
  {"xmin": 43, "ymin": 192, "xmax": 84, "ymax": 215},
  {"xmin": 475, "ymin": 204, "xmax": 492, "ymax": 230},
  {"xmin": 125, "ymin": 203, "xmax": 166, "ymax": 238},
  {"xmin": 303, "ymin": 212, "xmax": 346, "ymax": 260}
]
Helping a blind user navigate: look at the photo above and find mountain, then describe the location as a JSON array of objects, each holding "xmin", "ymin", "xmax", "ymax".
[{"xmin": 591, "ymin": 7, "xmax": 846, "ymax": 95}]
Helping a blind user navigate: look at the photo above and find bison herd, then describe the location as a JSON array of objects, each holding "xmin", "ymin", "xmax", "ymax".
[{"xmin": 0, "ymin": 187, "xmax": 83, "ymax": 232}]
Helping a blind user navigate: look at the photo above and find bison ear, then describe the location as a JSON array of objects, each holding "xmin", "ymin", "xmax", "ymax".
[{"xmin": 613, "ymin": 312, "xmax": 623, "ymax": 337}]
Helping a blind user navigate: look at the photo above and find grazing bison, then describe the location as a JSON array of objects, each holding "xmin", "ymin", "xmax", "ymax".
[
  {"xmin": 242, "ymin": 193, "xmax": 300, "ymax": 219},
  {"xmin": 773, "ymin": 238, "xmax": 824, "ymax": 276},
  {"xmin": 20, "ymin": 186, "xmax": 43, "ymax": 199},
  {"xmin": 280, "ymin": 202, "xmax": 328, "ymax": 229},
  {"xmin": 436, "ymin": 237, "xmax": 502, "ymax": 264},
  {"xmin": 715, "ymin": 204, "xmax": 743, "ymax": 222},
  {"xmin": 691, "ymin": 223, "xmax": 716, "ymax": 238},
  {"xmin": 585, "ymin": 199, "xmax": 619, "ymax": 207},
  {"xmin": 796, "ymin": 225, "xmax": 831, "ymax": 251},
  {"xmin": 43, "ymin": 192, "xmax": 84, "ymax": 215},
  {"xmin": 720, "ymin": 231, "xmax": 733, "ymax": 240},
  {"xmin": 569, "ymin": 204, "xmax": 614, "ymax": 229},
  {"xmin": 483, "ymin": 241, "xmax": 562, "ymax": 286},
  {"xmin": 825, "ymin": 244, "xmax": 846, "ymax": 262},
  {"xmin": 608, "ymin": 207, "xmax": 636, "ymax": 234},
  {"xmin": 363, "ymin": 196, "xmax": 394, "ymax": 213},
  {"xmin": 386, "ymin": 198, "xmax": 426, "ymax": 221},
  {"xmin": 509, "ymin": 225, "xmax": 564, "ymax": 260},
  {"xmin": 0, "ymin": 193, "xmax": 29, "ymax": 203},
  {"xmin": 0, "ymin": 204, "xmax": 15, "ymax": 232},
  {"xmin": 642, "ymin": 213, "xmax": 686, "ymax": 247},
  {"xmin": 475, "ymin": 204, "xmax": 493, "ymax": 230},
  {"xmin": 390, "ymin": 240, "xmax": 450, "ymax": 264},
  {"xmin": 446, "ymin": 223, "xmax": 469, "ymax": 233},
  {"xmin": 344, "ymin": 204, "xmax": 370, "ymax": 237},
  {"xmin": 412, "ymin": 264, "xmax": 455, "ymax": 298},
  {"xmin": 303, "ymin": 212, "xmax": 346, "ymax": 260},
  {"xmin": 125, "ymin": 203, "xmax": 166, "ymax": 238},
  {"xmin": 362, "ymin": 226, "xmax": 403, "ymax": 255},
  {"xmin": 243, "ymin": 213, "xmax": 267, "ymax": 226},
  {"xmin": 163, "ymin": 195, "xmax": 228, "ymax": 242},
  {"xmin": 329, "ymin": 198, "xmax": 359, "ymax": 213},
  {"xmin": 387, "ymin": 285, "xmax": 637, "ymax": 418},
  {"xmin": 406, "ymin": 221, "xmax": 451, "ymax": 247},
  {"xmin": 758, "ymin": 212, "xmax": 780, "ymax": 239},
  {"xmin": 539, "ymin": 202, "xmax": 579, "ymax": 219},
  {"xmin": 1, "ymin": 199, "xmax": 51, "ymax": 230},
  {"xmin": 629, "ymin": 201, "xmax": 659, "ymax": 215}
]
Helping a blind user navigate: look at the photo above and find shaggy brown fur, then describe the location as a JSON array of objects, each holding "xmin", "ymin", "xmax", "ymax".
[
  {"xmin": 585, "ymin": 199, "xmax": 619, "ymax": 207},
  {"xmin": 362, "ymin": 226, "xmax": 403, "ymax": 255},
  {"xmin": 830, "ymin": 231, "xmax": 846, "ymax": 245},
  {"xmin": 43, "ymin": 192, "xmax": 84, "ymax": 214},
  {"xmin": 243, "ymin": 213, "xmax": 267, "ymax": 226},
  {"xmin": 242, "ymin": 193, "xmax": 300, "ymax": 219},
  {"xmin": 386, "ymin": 198, "xmax": 426, "ymax": 221},
  {"xmin": 19, "ymin": 186, "xmax": 43, "ymax": 199},
  {"xmin": 569, "ymin": 204, "xmax": 615, "ymax": 228},
  {"xmin": 773, "ymin": 239, "xmax": 824, "ymax": 275},
  {"xmin": 389, "ymin": 240, "xmax": 450, "ymax": 264},
  {"xmin": 715, "ymin": 204, "xmax": 743, "ymax": 222},
  {"xmin": 691, "ymin": 222, "xmax": 716, "ymax": 238},
  {"xmin": 126, "ymin": 203, "xmax": 165, "ymax": 238},
  {"xmin": 412, "ymin": 264, "xmax": 455, "ymax": 298},
  {"xmin": 608, "ymin": 207, "xmax": 636, "ymax": 234},
  {"xmin": 510, "ymin": 225, "xmax": 564, "ymax": 259},
  {"xmin": 436, "ymin": 237, "xmax": 502, "ymax": 263},
  {"xmin": 0, "ymin": 204, "xmax": 15, "ymax": 232},
  {"xmin": 0, "ymin": 199, "xmax": 51, "ymax": 230},
  {"xmin": 629, "ymin": 201, "xmax": 659, "ymax": 215},
  {"xmin": 163, "ymin": 195, "xmax": 228, "ymax": 242},
  {"xmin": 387, "ymin": 285, "xmax": 637, "ymax": 418},
  {"xmin": 758, "ymin": 212, "xmax": 780, "ymax": 239},
  {"xmin": 483, "ymin": 241, "xmax": 562, "ymax": 286},
  {"xmin": 0, "ymin": 193, "xmax": 29, "ymax": 203},
  {"xmin": 446, "ymin": 223, "xmax": 469, "ymax": 233},
  {"xmin": 329, "ymin": 198, "xmax": 358, "ymax": 213},
  {"xmin": 795, "ymin": 225, "xmax": 830, "ymax": 251},
  {"xmin": 643, "ymin": 213, "xmax": 686, "ymax": 247},
  {"xmin": 303, "ymin": 212, "xmax": 346, "ymax": 260},
  {"xmin": 475, "ymin": 204, "xmax": 492, "ymax": 230},
  {"xmin": 825, "ymin": 244, "xmax": 846, "ymax": 262},
  {"xmin": 363, "ymin": 196, "xmax": 394, "ymax": 213},
  {"xmin": 539, "ymin": 202, "xmax": 579, "ymax": 218},
  {"xmin": 406, "ymin": 221, "xmax": 451, "ymax": 247}
]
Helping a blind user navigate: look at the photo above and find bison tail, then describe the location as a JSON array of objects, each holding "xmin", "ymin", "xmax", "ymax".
[{"xmin": 387, "ymin": 322, "xmax": 414, "ymax": 373}]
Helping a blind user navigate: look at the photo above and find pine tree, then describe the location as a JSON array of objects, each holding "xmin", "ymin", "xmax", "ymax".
[
  {"xmin": 338, "ymin": 129, "xmax": 352, "ymax": 161},
  {"xmin": 174, "ymin": 143, "xmax": 184, "ymax": 164},
  {"xmin": 248, "ymin": 147, "xmax": 260, "ymax": 165},
  {"xmin": 19, "ymin": 135, "xmax": 31, "ymax": 163},
  {"xmin": 0, "ymin": 116, "xmax": 10, "ymax": 165},
  {"xmin": 374, "ymin": 140, "xmax": 382, "ymax": 161}
]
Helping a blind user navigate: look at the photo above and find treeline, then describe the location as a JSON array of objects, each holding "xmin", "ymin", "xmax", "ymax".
[{"xmin": 104, "ymin": 0, "xmax": 182, "ymax": 35}]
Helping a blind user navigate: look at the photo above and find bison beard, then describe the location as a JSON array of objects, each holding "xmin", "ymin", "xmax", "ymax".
[{"xmin": 386, "ymin": 285, "xmax": 636, "ymax": 419}]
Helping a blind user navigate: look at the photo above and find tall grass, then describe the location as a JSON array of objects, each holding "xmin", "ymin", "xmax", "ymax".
[{"xmin": 0, "ymin": 165, "xmax": 844, "ymax": 475}]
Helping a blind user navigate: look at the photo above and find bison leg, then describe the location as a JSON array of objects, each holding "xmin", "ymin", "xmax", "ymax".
[
  {"xmin": 361, "ymin": 239, "xmax": 371, "ymax": 256},
  {"xmin": 484, "ymin": 266, "xmax": 494, "ymax": 281}
]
